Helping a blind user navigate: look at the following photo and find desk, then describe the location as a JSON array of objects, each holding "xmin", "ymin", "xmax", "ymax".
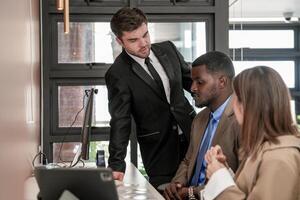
[{"xmin": 24, "ymin": 163, "xmax": 164, "ymax": 200}]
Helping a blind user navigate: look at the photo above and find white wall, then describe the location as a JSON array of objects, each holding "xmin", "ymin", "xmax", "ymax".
[{"xmin": 0, "ymin": 0, "xmax": 40, "ymax": 199}]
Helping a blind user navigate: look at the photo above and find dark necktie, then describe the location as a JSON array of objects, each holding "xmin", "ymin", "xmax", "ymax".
[
  {"xmin": 190, "ymin": 114, "xmax": 216, "ymax": 186},
  {"xmin": 145, "ymin": 57, "xmax": 165, "ymax": 96}
]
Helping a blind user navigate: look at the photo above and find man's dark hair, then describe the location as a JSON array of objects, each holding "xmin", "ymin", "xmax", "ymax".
[
  {"xmin": 110, "ymin": 7, "xmax": 148, "ymax": 38},
  {"xmin": 192, "ymin": 51, "xmax": 235, "ymax": 79}
]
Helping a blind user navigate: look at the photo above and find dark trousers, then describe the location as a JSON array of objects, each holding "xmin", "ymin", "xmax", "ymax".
[{"xmin": 149, "ymin": 135, "xmax": 188, "ymax": 190}]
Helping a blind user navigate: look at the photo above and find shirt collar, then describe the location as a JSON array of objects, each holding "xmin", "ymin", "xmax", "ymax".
[
  {"xmin": 126, "ymin": 50, "xmax": 154, "ymax": 66},
  {"xmin": 211, "ymin": 96, "xmax": 231, "ymax": 121}
]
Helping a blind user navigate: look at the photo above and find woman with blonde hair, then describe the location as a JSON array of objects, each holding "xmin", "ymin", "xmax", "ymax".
[{"xmin": 202, "ymin": 66, "xmax": 300, "ymax": 200}]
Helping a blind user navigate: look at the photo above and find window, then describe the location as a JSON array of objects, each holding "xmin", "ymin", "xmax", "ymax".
[
  {"xmin": 233, "ymin": 61, "xmax": 295, "ymax": 88},
  {"xmin": 229, "ymin": 29, "xmax": 294, "ymax": 49},
  {"xmin": 57, "ymin": 21, "xmax": 207, "ymax": 64},
  {"xmin": 53, "ymin": 141, "xmax": 131, "ymax": 165},
  {"xmin": 229, "ymin": 24, "xmax": 300, "ymax": 123},
  {"xmin": 58, "ymin": 85, "xmax": 110, "ymax": 128},
  {"xmin": 58, "ymin": 22, "xmax": 115, "ymax": 64},
  {"xmin": 148, "ymin": 22, "xmax": 207, "ymax": 62},
  {"xmin": 42, "ymin": 0, "xmax": 227, "ymax": 165},
  {"xmin": 53, "ymin": 20, "xmax": 208, "ymax": 168}
]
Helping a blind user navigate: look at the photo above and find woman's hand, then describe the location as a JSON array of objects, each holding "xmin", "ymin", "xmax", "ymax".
[
  {"xmin": 205, "ymin": 145, "xmax": 227, "ymax": 166},
  {"xmin": 206, "ymin": 158, "xmax": 226, "ymax": 179},
  {"xmin": 205, "ymin": 145, "xmax": 228, "ymax": 179}
]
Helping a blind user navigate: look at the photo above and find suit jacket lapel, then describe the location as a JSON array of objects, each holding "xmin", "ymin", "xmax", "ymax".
[
  {"xmin": 193, "ymin": 110, "xmax": 210, "ymax": 150},
  {"xmin": 188, "ymin": 109, "xmax": 210, "ymax": 179},
  {"xmin": 121, "ymin": 50, "xmax": 167, "ymax": 102},
  {"xmin": 151, "ymin": 45, "xmax": 175, "ymax": 87},
  {"xmin": 212, "ymin": 98, "xmax": 234, "ymax": 146}
]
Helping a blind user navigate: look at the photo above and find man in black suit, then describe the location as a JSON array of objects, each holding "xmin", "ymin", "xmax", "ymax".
[{"xmin": 105, "ymin": 7, "xmax": 195, "ymax": 188}]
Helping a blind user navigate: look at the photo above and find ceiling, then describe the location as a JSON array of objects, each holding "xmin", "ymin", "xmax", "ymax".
[{"xmin": 229, "ymin": 0, "xmax": 300, "ymax": 19}]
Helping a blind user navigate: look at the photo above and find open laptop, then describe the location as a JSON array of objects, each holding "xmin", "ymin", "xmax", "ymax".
[{"xmin": 34, "ymin": 166, "xmax": 118, "ymax": 200}]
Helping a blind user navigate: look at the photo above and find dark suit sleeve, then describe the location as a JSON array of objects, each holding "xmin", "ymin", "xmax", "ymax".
[
  {"xmin": 171, "ymin": 119, "xmax": 196, "ymax": 185},
  {"xmin": 167, "ymin": 41, "xmax": 193, "ymax": 93},
  {"xmin": 105, "ymin": 70, "xmax": 132, "ymax": 172}
]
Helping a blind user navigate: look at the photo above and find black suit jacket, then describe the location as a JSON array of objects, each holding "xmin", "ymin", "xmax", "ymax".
[{"xmin": 105, "ymin": 41, "xmax": 195, "ymax": 179}]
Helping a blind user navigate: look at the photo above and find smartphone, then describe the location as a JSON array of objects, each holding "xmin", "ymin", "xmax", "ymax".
[{"xmin": 96, "ymin": 150, "xmax": 106, "ymax": 167}]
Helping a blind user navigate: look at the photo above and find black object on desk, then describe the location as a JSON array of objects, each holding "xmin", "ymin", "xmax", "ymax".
[
  {"xmin": 34, "ymin": 166, "xmax": 118, "ymax": 200},
  {"xmin": 96, "ymin": 150, "xmax": 106, "ymax": 167}
]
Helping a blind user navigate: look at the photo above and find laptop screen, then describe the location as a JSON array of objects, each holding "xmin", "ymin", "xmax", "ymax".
[{"xmin": 34, "ymin": 166, "xmax": 118, "ymax": 200}]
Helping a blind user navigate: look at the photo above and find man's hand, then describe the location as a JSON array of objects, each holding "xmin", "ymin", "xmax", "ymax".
[
  {"xmin": 112, "ymin": 171, "xmax": 124, "ymax": 181},
  {"xmin": 163, "ymin": 182, "xmax": 185, "ymax": 200},
  {"xmin": 178, "ymin": 187, "xmax": 188, "ymax": 199}
]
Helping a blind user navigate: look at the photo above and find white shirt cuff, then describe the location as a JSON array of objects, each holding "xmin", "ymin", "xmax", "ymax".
[
  {"xmin": 228, "ymin": 168, "xmax": 235, "ymax": 178},
  {"xmin": 201, "ymin": 168, "xmax": 235, "ymax": 200}
]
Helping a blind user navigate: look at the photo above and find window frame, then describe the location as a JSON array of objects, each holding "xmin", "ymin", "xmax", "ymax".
[
  {"xmin": 229, "ymin": 23, "xmax": 300, "ymax": 121},
  {"xmin": 41, "ymin": 0, "xmax": 228, "ymax": 164}
]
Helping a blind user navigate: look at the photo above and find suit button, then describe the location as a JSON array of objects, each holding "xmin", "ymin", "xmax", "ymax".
[
  {"xmin": 172, "ymin": 125, "xmax": 177, "ymax": 130},
  {"xmin": 170, "ymin": 106, "xmax": 175, "ymax": 111}
]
